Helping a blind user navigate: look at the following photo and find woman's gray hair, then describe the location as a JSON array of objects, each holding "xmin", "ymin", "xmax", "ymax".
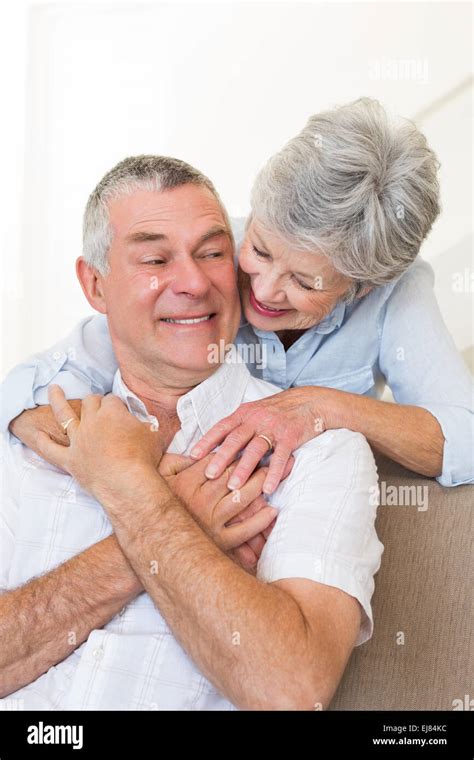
[
  {"xmin": 250, "ymin": 98, "xmax": 440, "ymax": 297},
  {"xmin": 83, "ymin": 155, "xmax": 231, "ymax": 274}
]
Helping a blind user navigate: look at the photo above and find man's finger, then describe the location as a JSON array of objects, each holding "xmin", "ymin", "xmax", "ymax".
[
  {"xmin": 48, "ymin": 385, "xmax": 81, "ymax": 438},
  {"xmin": 159, "ymin": 453, "xmax": 207, "ymax": 477}
]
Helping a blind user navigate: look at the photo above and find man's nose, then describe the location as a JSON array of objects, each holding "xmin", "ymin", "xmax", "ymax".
[{"xmin": 170, "ymin": 259, "xmax": 211, "ymax": 298}]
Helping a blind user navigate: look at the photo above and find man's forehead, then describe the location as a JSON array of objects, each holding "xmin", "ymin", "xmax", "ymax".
[{"xmin": 108, "ymin": 185, "xmax": 227, "ymax": 235}]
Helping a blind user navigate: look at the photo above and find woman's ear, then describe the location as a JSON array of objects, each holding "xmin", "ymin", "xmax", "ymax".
[
  {"xmin": 357, "ymin": 285, "xmax": 373, "ymax": 299},
  {"xmin": 76, "ymin": 257, "xmax": 107, "ymax": 314}
]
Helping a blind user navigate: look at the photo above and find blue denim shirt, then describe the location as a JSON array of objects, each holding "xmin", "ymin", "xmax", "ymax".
[{"xmin": 1, "ymin": 239, "xmax": 472, "ymax": 487}]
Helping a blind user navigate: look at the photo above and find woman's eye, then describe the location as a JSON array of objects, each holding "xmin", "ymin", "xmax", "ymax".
[
  {"xmin": 252, "ymin": 245, "xmax": 270, "ymax": 259},
  {"xmin": 292, "ymin": 275, "xmax": 314, "ymax": 291}
]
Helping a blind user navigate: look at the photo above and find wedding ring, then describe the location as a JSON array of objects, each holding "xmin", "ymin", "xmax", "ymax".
[
  {"xmin": 61, "ymin": 417, "xmax": 75, "ymax": 433},
  {"xmin": 256, "ymin": 433, "xmax": 273, "ymax": 451}
]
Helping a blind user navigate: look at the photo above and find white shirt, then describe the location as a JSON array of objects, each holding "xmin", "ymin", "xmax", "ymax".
[{"xmin": 0, "ymin": 358, "xmax": 383, "ymax": 710}]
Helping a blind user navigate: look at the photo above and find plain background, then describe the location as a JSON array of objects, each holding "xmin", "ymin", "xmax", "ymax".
[{"xmin": 1, "ymin": 0, "xmax": 472, "ymax": 378}]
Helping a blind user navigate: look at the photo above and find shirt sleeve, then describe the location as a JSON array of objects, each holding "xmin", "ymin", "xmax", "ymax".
[
  {"xmin": 257, "ymin": 429, "xmax": 383, "ymax": 646},
  {"xmin": 378, "ymin": 258, "xmax": 474, "ymax": 487},
  {"xmin": 0, "ymin": 314, "xmax": 117, "ymax": 434},
  {"xmin": 0, "ymin": 435, "xmax": 19, "ymax": 593}
]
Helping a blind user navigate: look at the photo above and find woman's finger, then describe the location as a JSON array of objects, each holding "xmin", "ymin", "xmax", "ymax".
[
  {"xmin": 245, "ymin": 532, "xmax": 266, "ymax": 558},
  {"xmin": 225, "ymin": 435, "xmax": 275, "ymax": 490},
  {"xmin": 225, "ymin": 436, "xmax": 276, "ymax": 490},
  {"xmin": 231, "ymin": 544, "xmax": 258, "ymax": 572},
  {"xmin": 34, "ymin": 431, "xmax": 72, "ymax": 473},
  {"xmin": 203, "ymin": 424, "xmax": 256, "ymax": 479},
  {"xmin": 48, "ymin": 385, "xmax": 81, "ymax": 438},
  {"xmin": 225, "ymin": 506, "xmax": 278, "ymax": 547},
  {"xmin": 189, "ymin": 413, "xmax": 243, "ymax": 460},
  {"xmin": 262, "ymin": 517, "xmax": 277, "ymax": 540},
  {"xmin": 262, "ymin": 445, "xmax": 293, "ymax": 494}
]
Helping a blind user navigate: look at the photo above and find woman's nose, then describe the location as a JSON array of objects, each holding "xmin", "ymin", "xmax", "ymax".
[{"xmin": 252, "ymin": 274, "xmax": 286, "ymax": 304}]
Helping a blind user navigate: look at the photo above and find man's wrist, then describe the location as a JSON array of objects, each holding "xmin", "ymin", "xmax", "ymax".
[{"xmin": 96, "ymin": 463, "xmax": 169, "ymax": 517}]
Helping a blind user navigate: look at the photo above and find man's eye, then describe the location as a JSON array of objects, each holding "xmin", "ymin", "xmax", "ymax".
[
  {"xmin": 201, "ymin": 252, "xmax": 223, "ymax": 259},
  {"xmin": 252, "ymin": 245, "xmax": 270, "ymax": 259},
  {"xmin": 144, "ymin": 259, "xmax": 165, "ymax": 265}
]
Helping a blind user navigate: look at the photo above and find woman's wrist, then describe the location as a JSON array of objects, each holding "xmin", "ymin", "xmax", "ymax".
[{"xmin": 311, "ymin": 386, "xmax": 353, "ymax": 432}]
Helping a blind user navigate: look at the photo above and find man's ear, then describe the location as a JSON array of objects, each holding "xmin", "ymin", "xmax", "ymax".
[{"xmin": 76, "ymin": 257, "xmax": 107, "ymax": 314}]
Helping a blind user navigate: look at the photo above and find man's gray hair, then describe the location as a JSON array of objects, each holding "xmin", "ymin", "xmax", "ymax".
[
  {"xmin": 250, "ymin": 98, "xmax": 440, "ymax": 296},
  {"xmin": 83, "ymin": 155, "xmax": 231, "ymax": 274}
]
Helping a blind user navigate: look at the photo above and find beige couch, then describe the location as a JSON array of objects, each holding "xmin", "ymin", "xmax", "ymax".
[{"xmin": 330, "ymin": 452, "xmax": 473, "ymax": 711}]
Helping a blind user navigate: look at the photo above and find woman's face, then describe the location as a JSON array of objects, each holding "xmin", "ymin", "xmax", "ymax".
[{"xmin": 238, "ymin": 218, "xmax": 353, "ymax": 332}]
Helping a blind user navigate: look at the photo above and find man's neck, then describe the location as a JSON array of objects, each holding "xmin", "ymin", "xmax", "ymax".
[{"xmin": 120, "ymin": 371, "xmax": 191, "ymax": 417}]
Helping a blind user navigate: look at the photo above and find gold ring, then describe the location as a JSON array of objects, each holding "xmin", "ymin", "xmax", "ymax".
[
  {"xmin": 256, "ymin": 434, "xmax": 273, "ymax": 451},
  {"xmin": 61, "ymin": 417, "xmax": 75, "ymax": 433}
]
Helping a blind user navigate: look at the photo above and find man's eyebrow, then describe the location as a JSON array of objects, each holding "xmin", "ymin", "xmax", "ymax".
[
  {"xmin": 193, "ymin": 225, "xmax": 230, "ymax": 249},
  {"xmin": 125, "ymin": 231, "xmax": 168, "ymax": 243},
  {"xmin": 125, "ymin": 225, "xmax": 230, "ymax": 248}
]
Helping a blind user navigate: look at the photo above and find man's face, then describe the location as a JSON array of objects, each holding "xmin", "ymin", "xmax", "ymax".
[{"xmin": 97, "ymin": 184, "xmax": 241, "ymax": 387}]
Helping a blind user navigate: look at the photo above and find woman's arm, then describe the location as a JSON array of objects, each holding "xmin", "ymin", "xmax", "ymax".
[
  {"xmin": 187, "ymin": 385, "xmax": 443, "ymax": 492},
  {"xmin": 1, "ymin": 314, "xmax": 117, "ymax": 435},
  {"xmin": 323, "ymin": 390, "xmax": 444, "ymax": 477},
  {"xmin": 190, "ymin": 259, "xmax": 473, "ymax": 491}
]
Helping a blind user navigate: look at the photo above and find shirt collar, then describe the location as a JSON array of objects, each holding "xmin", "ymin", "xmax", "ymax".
[{"xmin": 112, "ymin": 358, "xmax": 251, "ymax": 438}]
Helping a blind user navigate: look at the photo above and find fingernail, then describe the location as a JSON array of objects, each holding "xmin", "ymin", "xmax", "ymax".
[
  {"xmin": 190, "ymin": 446, "xmax": 202, "ymax": 459},
  {"xmin": 263, "ymin": 483, "xmax": 275, "ymax": 495},
  {"xmin": 205, "ymin": 464, "xmax": 218, "ymax": 478},
  {"xmin": 227, "ymin": 476, "xmax": 241, "ymax": 490}
]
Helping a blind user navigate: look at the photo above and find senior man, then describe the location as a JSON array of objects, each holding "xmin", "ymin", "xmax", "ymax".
[{"xmin": 0, "ymin": 156, "xmax": 382, "ymax": 710}]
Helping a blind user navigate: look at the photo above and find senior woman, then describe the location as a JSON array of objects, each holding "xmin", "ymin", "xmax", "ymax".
[{"xmin": 2, "ymin": 98, "xmax": 473, "ymax": 495}]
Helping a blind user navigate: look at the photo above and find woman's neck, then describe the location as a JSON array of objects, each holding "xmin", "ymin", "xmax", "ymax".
[{"xmin": 276, "ymin": 329, "xmax": 306, "ymax": 351}]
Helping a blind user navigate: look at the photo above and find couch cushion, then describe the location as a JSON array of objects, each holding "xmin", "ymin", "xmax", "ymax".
[{"xmin": 330, "ymin": 452, "xmax": 473, "ymax": 711}]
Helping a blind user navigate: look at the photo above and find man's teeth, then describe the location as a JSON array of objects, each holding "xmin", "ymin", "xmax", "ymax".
[{"xmin": 162, "ymin": 315, "xmax": 212, "ymax": 324}]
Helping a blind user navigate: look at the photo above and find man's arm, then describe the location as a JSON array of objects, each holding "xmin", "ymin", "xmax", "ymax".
[
  {"xmin": 101, "ymin": 467, "xmax": 361, "ymax": 711},
  {"xmin": 0, "ymin": 535, "xmax": 141, "ymax": 698},
  {"xmin": 0, "ymin": 453, "xmax": 273, "ymax": 698}
]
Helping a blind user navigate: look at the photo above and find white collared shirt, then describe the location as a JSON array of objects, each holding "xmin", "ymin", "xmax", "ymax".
[{"xmin": 0, "ymin": 359, "xmax": 382, "ymax": 710}]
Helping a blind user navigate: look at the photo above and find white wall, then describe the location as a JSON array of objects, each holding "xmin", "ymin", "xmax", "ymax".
[{"xmin": 1, "ymin": 0, "xmax": 472, "ymax": 375}]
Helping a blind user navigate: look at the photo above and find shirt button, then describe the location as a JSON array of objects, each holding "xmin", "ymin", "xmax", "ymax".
[
  {"xmin": 92, "ymin": 647, "xmax": 104, "ymax": 660},
  {"xmin": 52, "ymin": 351, "xmax": 64, "ymax": 362}
]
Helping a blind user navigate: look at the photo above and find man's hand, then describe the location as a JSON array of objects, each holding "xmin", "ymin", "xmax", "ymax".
[
  {"xmin": 42, "ymin": 387, "xmax": 278, "ymax": 573},
  {"xmin": 39, "ymin": 386, "xmax": 165, "ymax": 494},
  {"xmin": 9, "ymin": 399, "xmax": 83, "ymax": 458},
  {"xmin": 159, "ymin": 453, "xmax": 278, "ymax": 571}
]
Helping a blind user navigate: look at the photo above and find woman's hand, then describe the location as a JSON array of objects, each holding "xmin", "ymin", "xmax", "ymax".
[
  {"xmin": 9, "ymin": 399, "xmax": 83, "ymax": 459},
  {"xmin": 190, "ymin": 386, "xmax": 335, "ymax": 494},
  {"xmin": 159, "ymin": 453, "xmax": 278, "ymax": 572}
]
